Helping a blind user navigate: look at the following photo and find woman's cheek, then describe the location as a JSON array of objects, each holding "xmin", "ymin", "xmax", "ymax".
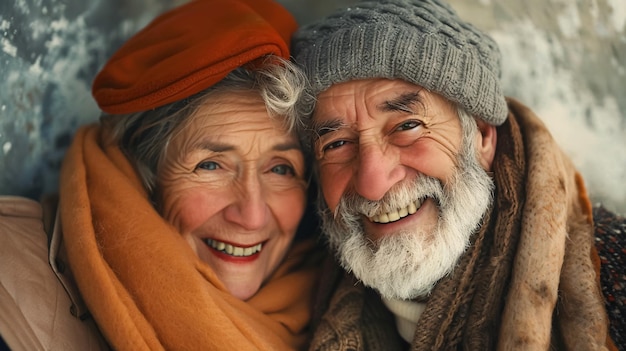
[{"xmin": 164, "ymin": 190, "xmax": 223, "ymax": 233}]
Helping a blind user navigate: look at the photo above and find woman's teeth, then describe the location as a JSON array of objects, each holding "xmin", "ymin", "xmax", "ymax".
[
  {"xmin": 205, "ymin": 239, "xmax": 262, "ymax": 257},
  {"xmin": 369, "ymin": 199, "xmax": 422, "ymax": 224}
]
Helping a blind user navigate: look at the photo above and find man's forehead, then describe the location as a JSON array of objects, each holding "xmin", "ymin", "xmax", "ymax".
[
  {"xmin": 318, "ymin": 78, "xmax": 424, "ymax": 97},
  {"xmin": 313, "ymin": 78, "xmax": 430, "ymax": 117}
]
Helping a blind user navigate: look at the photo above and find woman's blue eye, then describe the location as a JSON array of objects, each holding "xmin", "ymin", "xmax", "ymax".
[
  {"xmin": 271, "ymin": 164, "xmax": 294, "ymax": 176},
  {"xmin": 197, "ymin": 161, "xmax": 219, "ymax": 170}
]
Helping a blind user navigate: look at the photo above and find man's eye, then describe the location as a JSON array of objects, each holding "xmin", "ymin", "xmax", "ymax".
[
  {"xmin": 324, "ymin": 140, "xmax": 348, "ymax": 151},
  {"xmin": 271, "ymin": 164, "xmax": 295, "ymax": 176},
  {"xmin": 396, "ymin": 120, "xmax": 420, "ymax": 131},
  {"xmin": 197, "ymin": 161, "xmax": 219, "ymax": 170}
]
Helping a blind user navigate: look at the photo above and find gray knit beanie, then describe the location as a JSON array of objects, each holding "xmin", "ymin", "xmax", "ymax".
[{"xmin": 292, "ymin": 0, "xmax": 508, "ymax": 125}]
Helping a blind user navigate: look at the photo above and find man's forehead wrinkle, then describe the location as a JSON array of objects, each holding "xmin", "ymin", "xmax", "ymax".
[{"xmin": 311, "ymin": 87, "xmax": 429, "ymax": 139}]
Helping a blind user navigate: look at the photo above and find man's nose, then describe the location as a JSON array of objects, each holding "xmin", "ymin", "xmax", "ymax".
[
  {"xmin": 353, "ymin": 143, "xmax": 405, "ymax": 201},
  {"xmin": 223, "ymin": 176, "xmax": 269, "ymax": 230}
]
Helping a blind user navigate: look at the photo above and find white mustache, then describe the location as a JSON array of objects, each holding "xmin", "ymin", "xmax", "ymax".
[{"xmin": 332, "ymin": 173, "xmax": 445, "ymax": 223}]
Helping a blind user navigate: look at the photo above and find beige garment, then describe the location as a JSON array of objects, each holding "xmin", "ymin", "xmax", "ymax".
[
  {"xmin": 0, "ymin": 195, "xmax": 109, "ymax": 351},
  {"xmin": 381, "ymin": 297, "xmax": 426, "ymax": 343}
]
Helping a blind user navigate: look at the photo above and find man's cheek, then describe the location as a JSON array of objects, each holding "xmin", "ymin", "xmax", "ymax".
[{"xmin": 319, "ymin": 169, "xmax": 349, "ymax": 212}]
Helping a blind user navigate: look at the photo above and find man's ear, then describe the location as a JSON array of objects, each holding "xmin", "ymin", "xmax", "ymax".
[{"xmin": 475, "ymin": 119, "xmax": 497, "ymax": 171}]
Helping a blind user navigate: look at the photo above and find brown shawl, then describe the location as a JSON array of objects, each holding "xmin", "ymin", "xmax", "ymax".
[
  {"xmin": 309, "ymin": 98, "xmax": 617, "ymax": 350},
  {"xmin": 59, "ymin": 123, "xmax": 322, "ymax": 350}
]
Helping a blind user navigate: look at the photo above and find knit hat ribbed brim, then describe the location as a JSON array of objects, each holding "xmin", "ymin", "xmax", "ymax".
[{"xmin": 292, "ymin": 0, "xmax": 508, "ymax": 126}]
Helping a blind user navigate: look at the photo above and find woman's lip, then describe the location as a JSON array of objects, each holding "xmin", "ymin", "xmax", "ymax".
[
  {"xmin": 204, "ymin": 237, "xmax": 265, "ymax": 248},
  {"xmin": 206, "ymin": 244, "xmax": 261, "ymax": 263},
  {"xmin": 203, "ymin": 238, "xmax": 265, "ymax": 261}
]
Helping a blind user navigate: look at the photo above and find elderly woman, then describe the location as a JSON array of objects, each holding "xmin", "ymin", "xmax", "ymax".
[{"xmin": 0, "ymin": 0, "xmax": 323, "ymax": 350}]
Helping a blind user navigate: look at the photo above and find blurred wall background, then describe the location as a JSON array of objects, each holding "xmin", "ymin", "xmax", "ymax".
[{"xmin": 1, "ymin": 0, "xmax": 625, "ymax": 215}]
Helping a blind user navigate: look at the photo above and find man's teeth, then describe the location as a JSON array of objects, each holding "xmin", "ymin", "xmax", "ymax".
[
  {"xmin": 369, "ymin": 199, "xmax": 422, "ymax": 224},
  {"xmin": 205, "ymin": 239, "xmax": 262, "ymax": 257}
]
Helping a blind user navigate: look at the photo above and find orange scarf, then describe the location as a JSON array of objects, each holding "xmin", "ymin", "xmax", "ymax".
[{"xmin": 59, "ymin": 123, "xmax": 322, "ymax": 350}]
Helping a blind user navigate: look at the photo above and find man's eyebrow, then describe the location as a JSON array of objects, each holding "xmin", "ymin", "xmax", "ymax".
[
  {"xmin": 311, "ymin": 118, "xmax": 346, "ymax": 138},
  {"xmin": 379, "ymin": 91, "xmax": 424, "ymax": 113}
]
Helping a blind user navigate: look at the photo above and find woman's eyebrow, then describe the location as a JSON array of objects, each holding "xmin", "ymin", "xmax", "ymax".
[
  {"xmin": 195, "ymin": 140, "xmax": 300, "ymax": 152},
  {"xmin": 196, "ymin": 141, "xmax": 234, "ymax": 153},
  {"xmin": 379, "ymin": 91, "xmax": 424, "ymax": 113},
  {"xmin": 273, "ymin": 141, "xmax": 302, "ymax": 152}
]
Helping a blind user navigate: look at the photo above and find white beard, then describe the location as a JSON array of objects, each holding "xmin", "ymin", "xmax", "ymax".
[{"xmin": 319, "ymin": 129, "xmax": 494, "ymax": 300}]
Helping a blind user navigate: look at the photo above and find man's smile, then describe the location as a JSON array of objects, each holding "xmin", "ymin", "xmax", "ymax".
[{"xmin": 367, "ymin": 198, "xmax": 424, "ymax": 224}]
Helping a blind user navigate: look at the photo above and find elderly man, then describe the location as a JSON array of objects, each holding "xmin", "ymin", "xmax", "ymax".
[{"xmin": 292, "ymin": 0, "xmax": 618, "ymax": 350}]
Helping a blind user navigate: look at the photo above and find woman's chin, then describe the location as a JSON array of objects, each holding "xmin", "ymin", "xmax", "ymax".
[{"xmin": 227, "ymin": 282, "xmax": 262, "ymax": 301}]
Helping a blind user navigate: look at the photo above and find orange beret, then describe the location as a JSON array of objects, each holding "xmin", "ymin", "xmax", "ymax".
[{"xmin": 92, "ymin": 0, "xmax": 297, "ymax": 114}]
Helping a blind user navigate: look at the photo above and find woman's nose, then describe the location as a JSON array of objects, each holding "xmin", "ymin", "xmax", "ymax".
[
  {"xmin": 353, "ymin": 143, "xmax": 405, "ymax": 201},
  {"xmin": 223, "ymin": 176, "xmax": 269, "ymax": 230}
]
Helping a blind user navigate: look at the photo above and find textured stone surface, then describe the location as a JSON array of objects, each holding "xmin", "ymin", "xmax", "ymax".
[{"xmin": 1, "ymin": 0, "xmax": 625, "ymax": 214}]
